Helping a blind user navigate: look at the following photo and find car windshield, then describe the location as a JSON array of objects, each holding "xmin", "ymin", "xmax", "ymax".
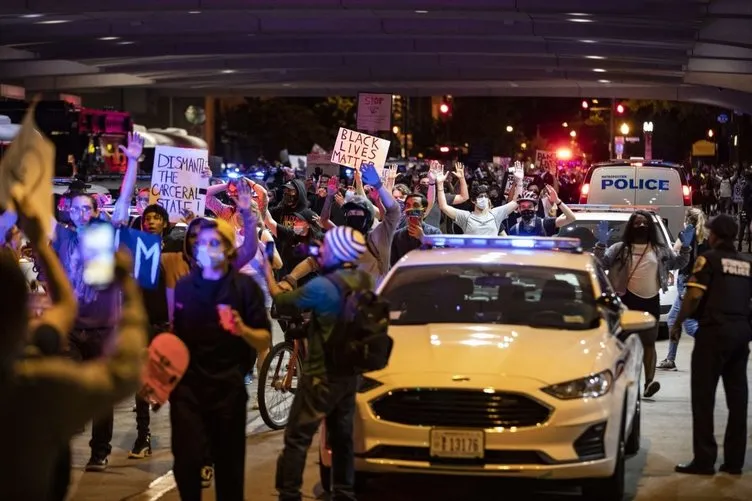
[
  {"xmin": 558, "ymin": 217, "xmax": 669, "ymax": 252},
  {"xmin": 380, "ymin": 264, "xmax": 599, "ymax": 330}
]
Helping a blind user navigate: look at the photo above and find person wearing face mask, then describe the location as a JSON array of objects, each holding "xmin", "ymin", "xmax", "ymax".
[
  {"xmin": 436, "ymin": 168, "xmax": 522, "ymax": 236},
  {"xmin": 595, "ymin": 210, "xmax": 693, "ymax": 399},
  {"xmin": 170, "ymin": 218, "xmax": 271, "ymax": 501},
  {"xmin": 390, "ymin": 193, "xmax": 442, "ymax": 265},
  {"xmin": 270, "ymin": 179, "xmax": 313, "ymax": 229},
  {"xmin": 507, "ymin": 187, "xmax": 575, "ymax": 237}
]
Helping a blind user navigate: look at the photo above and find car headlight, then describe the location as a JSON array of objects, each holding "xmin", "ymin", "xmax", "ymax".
[
  {"xmin": 358, "ymin": 376, "xmax": 383, "ymax": 393},
  {"xmin": 541, "ymin": 370, "xmax": 613, "ymax": 400}
]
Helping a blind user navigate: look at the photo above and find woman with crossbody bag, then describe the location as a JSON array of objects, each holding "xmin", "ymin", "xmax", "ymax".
[{"xmin": 595, "ymin": 210, "xmax": 692, "ymax": 399}]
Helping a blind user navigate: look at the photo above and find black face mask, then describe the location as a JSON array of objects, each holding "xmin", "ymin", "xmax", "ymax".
[
  {"xmin": 419, "ymin": 185, "xmax": 429, "ymax": 195},
  {"xmin": 345, "ymin": 216, "xmax": 368, "ymax": 234},
  {"xmin": 284, "ymin": 194, "xmax": 296, "ymax": 207},
  {"xmin": 632, "ymin": 226, "xmax": 649, "ymax": 241},
  {"xmin": 520, "ymin": 210, "xmax": 536, "ymax": 222}
]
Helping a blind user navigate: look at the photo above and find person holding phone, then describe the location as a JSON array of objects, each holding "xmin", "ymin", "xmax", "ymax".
[
  {"xmin": 390, "ymin": 192, "xmax": 442, "ymax": 266},
  {"xmin": 170, "ymin": 218, "xmax": 271, "ymax": 500}
]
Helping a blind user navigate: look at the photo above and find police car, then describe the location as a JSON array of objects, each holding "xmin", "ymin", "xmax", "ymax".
[
  {"xmin": 559, "ymin": 206, "xmax": 678, "ymax": 335},
  {"xmin": 578, "ymin": 160, "xmax": 691, "ymax": 237},
  {"xmin": 332, "ymin": 236, "xmax": 653, "ymax": 500}
]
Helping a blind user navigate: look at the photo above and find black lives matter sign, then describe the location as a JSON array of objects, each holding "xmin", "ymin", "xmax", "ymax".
[
  {"xmin": 149, "ymin": 145, "xmax": 209, "ymax": 222},
  {"xmin": 331, "ymin": 127, "xmax": 390, "ymax": 174}
]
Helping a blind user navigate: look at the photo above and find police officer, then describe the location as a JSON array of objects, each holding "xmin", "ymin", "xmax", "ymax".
[{"xmin": 672, "ymin": 214, "xmax": 751, "ymax": 476}]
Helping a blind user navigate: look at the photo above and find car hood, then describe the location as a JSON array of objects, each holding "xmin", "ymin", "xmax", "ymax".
[{"xmin": 383, "ymin": 324, "xmax": 611, "ymax": 385}]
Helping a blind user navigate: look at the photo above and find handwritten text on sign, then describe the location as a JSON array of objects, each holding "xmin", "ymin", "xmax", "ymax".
[
  {"xmin": 331, "ymin": 127, "xmax": 390, "ymax": 174},
  {"xmin": 150, "ymin": 145, "xmax": 209, "ymax": 222},
  {"xmin": 356, "ymin": 93, "xmax": 392, "ymax": 132}
]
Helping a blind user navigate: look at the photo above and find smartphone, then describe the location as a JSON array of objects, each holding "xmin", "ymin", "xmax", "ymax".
[
  {"xmin": 265, "ymin": 241, "xmax": 275, "ymax": 264},
  {"xmin": 80, "ymin": 221, "xmax": 116, "ymax": 288}
]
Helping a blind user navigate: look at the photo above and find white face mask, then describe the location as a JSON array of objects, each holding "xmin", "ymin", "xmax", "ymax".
[
  {"xmin": 475, "ymin": 197, "xmax": 489, "ymax": 210},
  {"xmin": 345, "ymin": 190, "xmax": 355, "ymax": 202},
  {"xmin": 293, "ymin": 225, "xmax": 306, "ymax": 235},
  {"xmin": 195, "ymin": 245, "xmax": 225, "ymax": 269}
]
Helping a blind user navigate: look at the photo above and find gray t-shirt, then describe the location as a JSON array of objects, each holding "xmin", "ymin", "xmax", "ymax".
[
  {"xmin": 357, "ymin": 201, "xmax": 401, "ymax": 286},
  {"xmin": 424, "ymin": 192, "xmax": 457, "ymax": 228},
  {"xmin": 453, "ymin": 202, "xmax": 516, "ymax": 236}
]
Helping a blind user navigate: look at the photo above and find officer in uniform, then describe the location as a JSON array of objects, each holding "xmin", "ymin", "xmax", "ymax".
[{"xmin": 672, "ymin": 214, "xmax": 752, "ymax": 476}]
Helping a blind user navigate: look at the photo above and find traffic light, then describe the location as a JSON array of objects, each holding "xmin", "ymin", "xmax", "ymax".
[
  {"xmin": 616, "ymin": 103, "xmax": 625, "ymax": 114},
  {"xmin": 439, "ymin": 103, "xmax": 450, "ymax": 114}
]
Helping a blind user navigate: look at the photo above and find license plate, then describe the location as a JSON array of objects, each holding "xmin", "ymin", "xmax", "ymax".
[{"xmin": 429, "ymin": 429, "xmax": 484, "ymax": 459}]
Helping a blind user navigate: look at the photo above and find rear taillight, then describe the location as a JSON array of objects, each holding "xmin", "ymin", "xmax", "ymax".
[
  {"xmin": 682, "ymin": 185, "xmax": 691, "ymax": 206},
  {"xmin": 579, "ymin": 183, "xmax": 590, "ymax": 204}
]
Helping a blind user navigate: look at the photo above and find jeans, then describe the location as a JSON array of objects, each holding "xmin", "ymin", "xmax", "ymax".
[
  {"xmin": 666, "ymin": 275, "xmax": 698, "ymax": 362},
  {"xmin": 68, "ymin": 328, "xmax": 114, "ymax": 459},
  {"xmin": 276, "ymin": 374, "xmax": 358, "ymax": 501}
]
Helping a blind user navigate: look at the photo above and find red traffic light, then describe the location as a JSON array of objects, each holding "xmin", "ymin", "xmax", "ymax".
[
  {"xmin": 616, "ymin": 103, "xmax": 625, "ymax": 114},
  {"xmin": 439, "ymin": 103, "xmax": 450, "ymax": 114},
  {"xmin": 581, "ymin": 100, "xmax": 589, "ymax": 109}
]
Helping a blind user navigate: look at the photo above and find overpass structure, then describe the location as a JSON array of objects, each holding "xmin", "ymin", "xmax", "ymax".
[{"xmin": 1, "ymin": 1, "xmax": 752, "ymax": 111}]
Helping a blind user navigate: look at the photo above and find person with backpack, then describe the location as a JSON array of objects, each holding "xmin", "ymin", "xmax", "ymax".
[{"xmin": 266, "ymin": 225, "xmax": 392, "ymax": 501}]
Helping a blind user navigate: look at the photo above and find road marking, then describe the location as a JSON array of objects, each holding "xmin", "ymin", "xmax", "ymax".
[{"xmin": 131, "ymin": 470, "xmax": 176, "ymax": 501}]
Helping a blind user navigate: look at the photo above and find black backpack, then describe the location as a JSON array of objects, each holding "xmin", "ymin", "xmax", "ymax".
[{"xmin": 323, "ymin": 270, "xmax": 393, "ymax": 376}]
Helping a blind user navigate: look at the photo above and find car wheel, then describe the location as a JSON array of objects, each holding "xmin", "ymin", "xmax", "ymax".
[
  {"xmin": 319, "ymin": 451, "xmax": 331, "ymax": 493},
  {"xmin": 581, "ymin": 428, "xmax": 626, "ymax": 501},
  {"xmin": 625, "ymin": 392, "xmax": 641, "ymax": 456}
]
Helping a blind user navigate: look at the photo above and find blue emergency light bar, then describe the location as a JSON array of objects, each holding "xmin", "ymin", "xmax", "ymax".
[{"xmin": 421, "ymin": 235, "xmax": 583, "ymax": 253}]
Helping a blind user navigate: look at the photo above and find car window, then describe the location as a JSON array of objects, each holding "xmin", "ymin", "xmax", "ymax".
[
  {"xmin": 558, "ymin": 216, "xmax": 668, "ymax": 251},
  {"xmin": 380, "ymin": 264, "xmax": 599, "ymax": 330}
]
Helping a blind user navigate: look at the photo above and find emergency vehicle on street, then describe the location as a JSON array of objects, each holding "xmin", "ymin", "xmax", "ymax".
[{"xmin": 323, "ymin": 236, "xmax": 655, "ymax": 501}]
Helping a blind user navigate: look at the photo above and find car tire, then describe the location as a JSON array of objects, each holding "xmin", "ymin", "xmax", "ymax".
[
  {"xmin": 581, "ymin": 425, "xmax": 626, "ymax": 501},
  {"xmin": 319, "ymin": 452, "xmax": 331, "ymax": 493},
  {"xmin": 625, "ymin": 392, "xmax": 641, "ymax": 456}
]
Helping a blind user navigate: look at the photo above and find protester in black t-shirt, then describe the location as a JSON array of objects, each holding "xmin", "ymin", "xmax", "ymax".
[{"xmin": 171, "ymin": 218, "xmax": 271, "ymax": 500}]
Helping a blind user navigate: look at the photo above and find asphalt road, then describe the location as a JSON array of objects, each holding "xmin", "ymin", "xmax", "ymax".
[{"xmin": 66, "ymin": 337, "xmax": 752, "ymax": 501}]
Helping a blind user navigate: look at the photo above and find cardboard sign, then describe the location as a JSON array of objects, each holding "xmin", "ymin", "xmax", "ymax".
[
  {"xmin": 331, "ymin": 127, "xmax": 390, "ymax": 174},
  {"xmin": 116, "ymin": 227, "xmax": 162, "ymax": 289},
  {"xmin": 306, "ymin": 152, "xmax": 338, "ymax": 178},
  {"xmin": 0, "ymin": 100, "xmax": 55, "ymax": 238},
  {"xmin": 149, "ymin": 145, "xmax": 209, "ymax": 222},
  {"xmin": 356, "ymin": 93, "xmax": 392, "ymax": 132},
  {"xmin": 504, "ymin": 175, "xmax": 535, "ymax": 199},
  {"xmin": 535, "ymin": 150, "xmax": 556, "ymax": 172}
]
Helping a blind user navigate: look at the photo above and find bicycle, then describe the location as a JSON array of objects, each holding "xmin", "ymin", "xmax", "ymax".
[{"xmin": 257, "ymin": 308, "xmax": 308, "ymax": 430}]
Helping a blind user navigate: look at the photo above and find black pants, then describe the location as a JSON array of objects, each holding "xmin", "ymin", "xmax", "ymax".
[
  {"xmin": 135, "ymin": 395, "xmax": 150, "ymax": 436},
  {"xmin": 691, "ymin": 323, "xmax": 750, "ymax": 469},
  {"xmin": 68, "ymin": 328, "xmax": 114, "ymax": 458},
  {"xmin": 276, "ymin": 374, "xmax": 358, "ymax": 501},
  {"xmin": 621, "ymin": 291, "xmax": 660, "ymax": 385},
  {"xmin": 170, "ymin": 383, "xmax": 248, "ymax": 501}
]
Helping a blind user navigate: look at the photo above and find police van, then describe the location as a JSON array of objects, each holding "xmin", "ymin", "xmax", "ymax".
[{"xmin": 578, "ymin": 160, "xmax": 691, "ymax": 236}]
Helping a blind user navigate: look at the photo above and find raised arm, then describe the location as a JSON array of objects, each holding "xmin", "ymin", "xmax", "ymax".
[
  {"xmin": 435, "ymin": 169, "xmax": 458, "ymax": 220},
  {"xmin": 453, "ymin": 162, "xmax": 470, "ymax": 204},
  {"xmin": 112, "ymin": 132, "xmax": 144, "ymax": 226}
]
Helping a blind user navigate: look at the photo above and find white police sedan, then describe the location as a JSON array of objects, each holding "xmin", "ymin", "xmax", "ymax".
[{"xmin": 335, "ymin": 236, "xmax": 654, "ymax": 501}]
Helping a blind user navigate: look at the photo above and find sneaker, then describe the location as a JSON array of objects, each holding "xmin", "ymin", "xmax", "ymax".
[
  {"xmin": 201, "ymin": 465, "xmax": 214, "ymax": 489},
  {"xmin": 85, "ymin": 455, "xmax": 108, "ymax": 472},
  {"xmin": 644, "ymin": 380, "xmax": 661, "ymax": 398},
  {"xmin": 657, "ymin": 359, "xmax": 677, "ymax": 371},
  {"xmin": 244, "ymin": 373, "xmax": 253, "ymax": 385},
  {"xmin": 251, "ymin": 393, "xmax": 260, "ymax": 411},
  {"xmin": 128, "ymin": 433, "xmax": 152, "ymax": 459}
]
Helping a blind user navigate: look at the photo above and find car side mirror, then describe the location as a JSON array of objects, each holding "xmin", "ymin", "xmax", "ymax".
[
  {"xmin": 618, "ymin": 310, "xmax": 657, "ymax": 342},
  {"xmin": 596, "ymin": 293, "xmax": 621, "ymax": 314}
]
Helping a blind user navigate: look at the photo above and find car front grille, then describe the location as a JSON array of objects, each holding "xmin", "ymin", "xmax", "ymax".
[
  {"xmin": 370, "ymin": 389, "xmax": 551, "ymax": 428},
  {"xmin": 357, "ymin": 445, "xmax": 552, "ymax": 465}
]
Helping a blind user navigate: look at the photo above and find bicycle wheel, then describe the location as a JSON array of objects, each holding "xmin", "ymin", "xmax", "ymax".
[{"xmin": 257, "ymin": 341, "xmax": 301, "ymax": 430}]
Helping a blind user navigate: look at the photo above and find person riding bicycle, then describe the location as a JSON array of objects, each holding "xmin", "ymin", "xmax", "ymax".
[{"xmin": 265, "ymin": 225, "xmax": 372, "ymax": 501}]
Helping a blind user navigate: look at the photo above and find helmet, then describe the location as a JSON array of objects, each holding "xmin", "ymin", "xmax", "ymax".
[
  {"xmin": 342, "ymin": 197, "xmax": 374, "ymax": 234},
  {"xmin": 517, "ymin": 190, "xmax": 539, "ymax": 204}
]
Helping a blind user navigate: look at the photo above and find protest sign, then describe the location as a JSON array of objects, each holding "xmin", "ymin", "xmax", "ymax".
[
  {"xmin": 0, "ymin": 100, "xmax": 55, "ymax": 238},
  {"xmin": 149, "ymin": 145, "xmax": 209, "ymax": 222},
  {"xmin": 306, "ymin": 152, "xmax": 338, "ymax": 178},
  {"xmin": 535, "ymin": 150, "xmax": 556, "ymax": 173},
  {"xmin": 331, "ymin": 127, "xmax": 390, "ymax": 175},
  {"xmin": 504, "ymin": 175, "xmax": 535, "ymax": 199},
  {"xmin": 356, "ymin": 93, "xmax": 392, "ymax": 132},
  {"xmin": 116, "ymin": 227, "xmax": 162, "ymax": 289}
]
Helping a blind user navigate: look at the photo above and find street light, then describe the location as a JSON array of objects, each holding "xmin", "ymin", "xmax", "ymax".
[
  {"xmin": 581, "ymin": 100, "xmax": 589, "ymax": 109},
  {"xmin": 562, "ymin": 122, "xmax": 569, "ymax": 128},
  {"xmin": 392, "ymin": 125, "xmax": 400, "ymax": 134},
  {"xmin": 707, "ymin": 129, "xmax": 714, "ymax": 138},
  {"xmin": 570, "ymin": 130, "xmax": 577, "ymax": 138},
  {"xmin": 619, "ymin": 123, "xmax": 630, "ymax": 135},
  {"xmin": 506, "ymin": 125, "xmax": 513, "ymax": 132},
  {"xmin": 642, "ymin": 121, "xmax": 653, "ymax": 133},
  {"xmin": 439, "ymin": 103, "xmax": 450, "ymax": 114},
  {"xmin": 520, "ymin": 142, "xmax": 527, "ymax": 150},
  {"xmin": 643, "ymin": 122, "xmax": 654, "ymax": 160}
]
